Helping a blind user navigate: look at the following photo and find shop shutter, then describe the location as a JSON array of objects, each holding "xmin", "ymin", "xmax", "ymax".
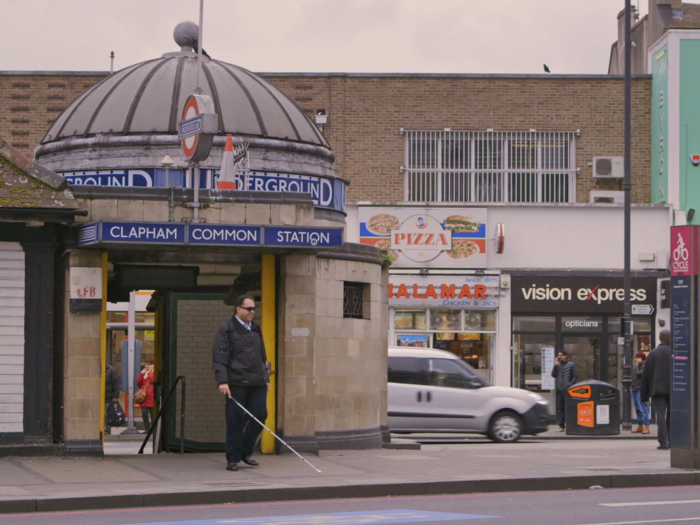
[{"xmin": 0, "ymin": 242, "xmax": 25, "ymax": 433}]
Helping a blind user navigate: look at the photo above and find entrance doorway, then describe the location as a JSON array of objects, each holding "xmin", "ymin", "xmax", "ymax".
[{"xmin": 101, "ymin": 253, "xmax": 273, "ymax": 455}]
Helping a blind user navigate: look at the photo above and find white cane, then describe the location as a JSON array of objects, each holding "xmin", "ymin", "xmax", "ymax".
[{"xmin": 229, "ymin": 395, "xmax": 322, "ymax": 474}]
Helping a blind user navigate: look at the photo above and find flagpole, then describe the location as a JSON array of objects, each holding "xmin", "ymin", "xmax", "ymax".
[{"xmin": 195, "ymin": 0, "xmax": 204, "ymax": 95}]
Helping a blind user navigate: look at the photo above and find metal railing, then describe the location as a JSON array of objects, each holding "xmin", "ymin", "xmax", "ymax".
[
  {"xmin": 402, "ymin": 130, "xmax": 578, "ymax": 203},
  {"xmin": 138, "ymin": 375, "xmax": 186, "ymax": 454}
]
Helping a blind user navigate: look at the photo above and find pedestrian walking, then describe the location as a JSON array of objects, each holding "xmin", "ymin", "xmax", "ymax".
[
  {"xmin": 630, "ymin": 352, "xmax": 650, "ymax": 434},
  {"xmin": 212, "ymin": 295, "xmax": 269, "ymax": 472},
  {"xmin": 104, "ymin": 363, "xmax": 121, "ymax": 435},
  {"xmin": 137, "ymin": 358, "xmax": 155, "ymax": 433},
  {"xmin": 641, "ymin": 330, "xmax": 672, "ymax": 450},
  {"xmin": 551, "ymin": 350, "xmax": 578, "ymax": 432}
]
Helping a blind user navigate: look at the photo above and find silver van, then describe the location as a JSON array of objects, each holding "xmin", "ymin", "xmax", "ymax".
[{"xmin": 388, "ymin": 347, "xmax": 549, "ymax": 442}]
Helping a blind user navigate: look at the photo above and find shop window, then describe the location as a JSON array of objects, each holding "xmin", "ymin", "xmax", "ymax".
[
  {"xmin": 513, "ymin": 316, "xmax": 555, "ymax": 332},
  {"xmin": 394, "ymin": 309, "xmax": 427, "ymax": 330},
  {"xmin": 343, "ymin": 282, "xmax": 366, "ymax": 319},
  {"xmin": 513, "ymin": 333, "xmax": 556, "ymax": 391}
]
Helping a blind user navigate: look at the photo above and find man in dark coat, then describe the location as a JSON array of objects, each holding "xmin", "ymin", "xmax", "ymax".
[
  {"xmin": 105, "ymin": 363, "xmax": 121, "ymax": 434},
  {"xmin": 551, "ymin": 350, "xmax": 578, "ymax": 431},
  {"xmin": 213, "ymin": 294, "xmax": 269, "ymax": 472},
  {"xmin": 641, "ymin": 329, "xmax": 672, "ymax": 450}
]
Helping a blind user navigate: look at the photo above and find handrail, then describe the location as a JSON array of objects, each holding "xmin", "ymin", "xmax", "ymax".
[{"xmin": 138, "ymin": 375, "xmax": 186, "ymax": 454}]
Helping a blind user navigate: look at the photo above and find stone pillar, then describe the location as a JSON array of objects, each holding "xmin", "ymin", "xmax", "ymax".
[
  {"xmin": 63, "ymin": 251, "xmax": 103, "ymax": 456},
  {"xmin": 277, "ymin": 253, "xmax": 318, "ymax": 454}
]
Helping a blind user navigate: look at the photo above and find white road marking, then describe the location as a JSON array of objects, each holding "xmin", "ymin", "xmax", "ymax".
[
  {"xmin": 601, "ymin": 500, "xmax": 700, "ymax": 507},
  {"xmin": 577, "ymin": 517, "xmax": 700, "ymax": 525}
]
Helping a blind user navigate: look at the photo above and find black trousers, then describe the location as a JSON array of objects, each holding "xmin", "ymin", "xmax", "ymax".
[
  {"xmin": 556, "ymin": 390, "xmax": 567, "ymax": 428},
  {"xmin": 651, "ymin": 395, "xmax": 670, "ymax": 447},
  {"xmin": 225, "ymin": 385, "xmax": 268, "ymax": 463},
  {"xmin": 141, "ymin": 406, "xmax": 153, "ymax": 433}
]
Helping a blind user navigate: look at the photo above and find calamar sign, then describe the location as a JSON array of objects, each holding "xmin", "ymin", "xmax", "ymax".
[
  {"xmin": 389, "ymin": 275, "xmax": 500, "ymax": 308},
  {"xmin": 78, "ymin": 221, "xmax": 343, "ymax": 249}
]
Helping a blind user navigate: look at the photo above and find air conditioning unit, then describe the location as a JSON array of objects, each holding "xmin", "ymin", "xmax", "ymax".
[
  {"xmin": 590, "ymin": 190, "xmax": 624, "ymax": 204},
  {"xmin": 592, "ymin": 156, "xmax": 624, "ymax": 178}
]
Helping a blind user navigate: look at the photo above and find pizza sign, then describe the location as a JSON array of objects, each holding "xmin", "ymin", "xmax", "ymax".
[{"xmin": 359, "ymin": 207, "xmax": 487, "ymax": 268}]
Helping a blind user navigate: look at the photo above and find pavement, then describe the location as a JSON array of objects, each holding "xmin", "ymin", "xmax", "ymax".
[{"xmin": 0, "ymin": 425, "xmax": 694, "ymax": 516}]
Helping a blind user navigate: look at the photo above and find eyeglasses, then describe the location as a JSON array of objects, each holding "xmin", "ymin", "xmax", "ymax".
[{"xmin": 238, "ymin": 306, "xmax": 255, "ymax": 312}]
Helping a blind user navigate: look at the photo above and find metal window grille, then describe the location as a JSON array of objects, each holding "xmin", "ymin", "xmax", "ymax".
[
  {"xmin": 343, "ymin": 282, "xmax": 364, "ymax": 319},
  {"xmin": 403, "ymin": 130, "xmax": 577, "ymax": 203}
]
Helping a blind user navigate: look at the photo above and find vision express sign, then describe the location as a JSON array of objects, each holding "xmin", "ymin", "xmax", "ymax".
[{"xmin": 511, "ymin": 276, "xmax": 658, "ymax": 314}]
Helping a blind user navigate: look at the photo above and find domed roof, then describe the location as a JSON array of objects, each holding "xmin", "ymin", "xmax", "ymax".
[{"xmin": 42, "ymin": 26, "xmax": 328, "ymax": 148}]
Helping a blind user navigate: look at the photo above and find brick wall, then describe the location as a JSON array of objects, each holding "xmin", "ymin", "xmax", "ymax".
[
  {"xmin": 264, "ymin": 74, "xmax": 652, "ymax": 204},
  {"xmin": 0, "ymin": 72, "xmax": 652, "ymax": 204},
  {"xmin": 174, "ymin": 298, "xmax": 232, "ymax": 443},
  {"xmin": 0, "ymin": 74, "xmax": 106, "ymax": 158}
]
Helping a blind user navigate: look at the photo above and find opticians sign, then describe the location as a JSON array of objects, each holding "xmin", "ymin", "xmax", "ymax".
[
  {"xmin": 511, "ymin": 275, "xmax": 658, "ymax": 314},
  {"xmin": 359, "ymin": 207, "xmax": 487, "ymax": 268}
]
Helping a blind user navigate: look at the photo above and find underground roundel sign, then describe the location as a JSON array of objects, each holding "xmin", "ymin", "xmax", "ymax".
[{"xmin": 179, "ymin": 94, "xmax": 217, "ymax": 162}]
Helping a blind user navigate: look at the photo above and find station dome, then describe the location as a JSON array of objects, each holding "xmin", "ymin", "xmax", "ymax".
[
  {"xmin": 35, "ymin": 22, "xmax": 340, "ymax": 192},
  {"xmin": 41, "ymin": 23, "xmax": 328, "ymax": 148}
]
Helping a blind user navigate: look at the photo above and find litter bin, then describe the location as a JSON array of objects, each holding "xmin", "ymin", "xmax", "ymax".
[{"xmin": 565, "ymin": 380, "xmax": 620, "ymax": 435}]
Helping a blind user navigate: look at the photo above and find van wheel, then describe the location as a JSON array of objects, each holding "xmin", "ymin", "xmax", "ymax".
[{"xmin": 488, "ymin": 411, "xmax": 522, "ymax": 443}]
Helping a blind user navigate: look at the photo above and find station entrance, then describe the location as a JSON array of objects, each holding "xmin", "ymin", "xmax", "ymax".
[{"xmin": 101, "ymin": 250, "xmax": 276, "ymax": 455}]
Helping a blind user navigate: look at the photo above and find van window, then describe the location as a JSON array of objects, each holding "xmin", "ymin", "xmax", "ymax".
[
  {"xmin": 388, "ymin": 357, "xmax": 427, "ymax": 385},
  {"xmin": 427, "ymin": 358, "xmax": 474, "ymax": 389}
]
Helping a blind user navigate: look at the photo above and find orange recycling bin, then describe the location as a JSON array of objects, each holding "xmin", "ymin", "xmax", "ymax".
[{"xmin": 565, "ymin": 381, "xmax": 620, "ymax": 435}]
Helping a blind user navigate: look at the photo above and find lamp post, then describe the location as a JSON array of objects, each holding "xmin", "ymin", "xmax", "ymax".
[{"xmin": 621, "ymin": 0, "xmax": 633, "ymax": 432}]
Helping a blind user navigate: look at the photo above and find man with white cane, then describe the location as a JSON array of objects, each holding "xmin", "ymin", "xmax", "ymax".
[{"xmin": 213, "ymin": 295, "xmax": 269, "ymax": 472}]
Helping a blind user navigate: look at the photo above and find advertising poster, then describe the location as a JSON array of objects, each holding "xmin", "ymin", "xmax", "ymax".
[
  {"xmin": 359, "ymin": 207, "xmax": 487, "ymax": 268},
  {"xmin": 540, "ymin": 346, "xmax": 555, "ymax": 391}
]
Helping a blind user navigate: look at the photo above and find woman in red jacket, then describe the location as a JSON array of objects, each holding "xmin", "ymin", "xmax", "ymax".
[{"xmin": 137, "ymin": 358, "xmax": 155, "ymax": 433}]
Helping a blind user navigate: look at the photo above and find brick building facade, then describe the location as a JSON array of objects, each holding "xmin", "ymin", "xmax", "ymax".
[{"xmin": 1, "ymin": 72, "xmax": 652, "ymax": 204}]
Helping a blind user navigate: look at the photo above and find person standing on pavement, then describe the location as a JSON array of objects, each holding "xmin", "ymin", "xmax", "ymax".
[
  {"xmin": 105, "ymin": 363, "xmax": 121, "ymax": 435},
  {"xmin": 641, "ymin": 330, "xmax": 672, "ymax": 450},
  {"xmin": 630, "ymin": 352, "xmax": 650, "ymax": 435},
  {"xmin": 137, "ymin": 358, "xmax": 155, "ymax": 433},
  {"xmin": 213, "ymin": 295, "xmax": 269, "ymax": 472},
  {"xmin": 551, "ymin": 350, "xmax": 578, "ymax": 432}
]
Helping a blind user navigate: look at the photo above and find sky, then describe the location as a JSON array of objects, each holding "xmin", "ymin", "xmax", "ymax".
[{"xmin": 3, "ymin": 0, "xmax": 644, "ymax": 75}]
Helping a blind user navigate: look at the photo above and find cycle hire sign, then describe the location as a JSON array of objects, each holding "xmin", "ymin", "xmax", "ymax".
[
  {"xmin": 669, "ymin": 225, "xmax": 699, "ymax": 466},
  {"xmin": 671, "ymin": 226, "xmax": 698, "ymax": 277}
]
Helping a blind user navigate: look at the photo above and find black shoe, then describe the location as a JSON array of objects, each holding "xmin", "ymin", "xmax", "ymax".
[
  {"xmin": 241, "ymin": 455, "xmax": 258, "ymax": 466},
  {"xmin": 657, "ymin": 445, "xmax": 670, "ymax": 450},
  {"xmin": 226, "ymin": 462, "xmax": 238, "ymax": 471}
]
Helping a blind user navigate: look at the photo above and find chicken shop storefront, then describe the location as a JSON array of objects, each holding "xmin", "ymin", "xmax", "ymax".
[{"xmin": 357, "ymin": 206, "xmax": 507, "ymax": 384}]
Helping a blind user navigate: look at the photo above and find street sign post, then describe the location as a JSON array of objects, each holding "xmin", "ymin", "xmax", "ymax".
[
  {"xmin": 631, "ymin": 304, "xmax": 654, "ymax": 315},
  {"xmin": 670, "ymin": 225, "xmax": 699, "ymax": 468}
]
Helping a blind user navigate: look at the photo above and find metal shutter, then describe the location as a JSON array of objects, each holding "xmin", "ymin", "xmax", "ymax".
[{"xmin": 0, "ymin": 242, "xmax": 25, "ymax": 433}]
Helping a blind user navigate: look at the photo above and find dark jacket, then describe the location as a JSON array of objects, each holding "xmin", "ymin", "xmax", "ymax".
[
  {"xmin": 631, "ymin": 362, "xmax": 645, "ymax": 392},
  {"xmin": 105, "ymin": 364, "xmax": 121, "ymax": 400},
  {"xmin": 551, "ymin": 360, "xmax": 578, "ymax": 392},
  {"xmin": 213, "ymin": 316, "xmax": 268, "ymax": 387},
  {"xmin": 641, "ymin": 343, "xmax": 672, "ymax": 401}
]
